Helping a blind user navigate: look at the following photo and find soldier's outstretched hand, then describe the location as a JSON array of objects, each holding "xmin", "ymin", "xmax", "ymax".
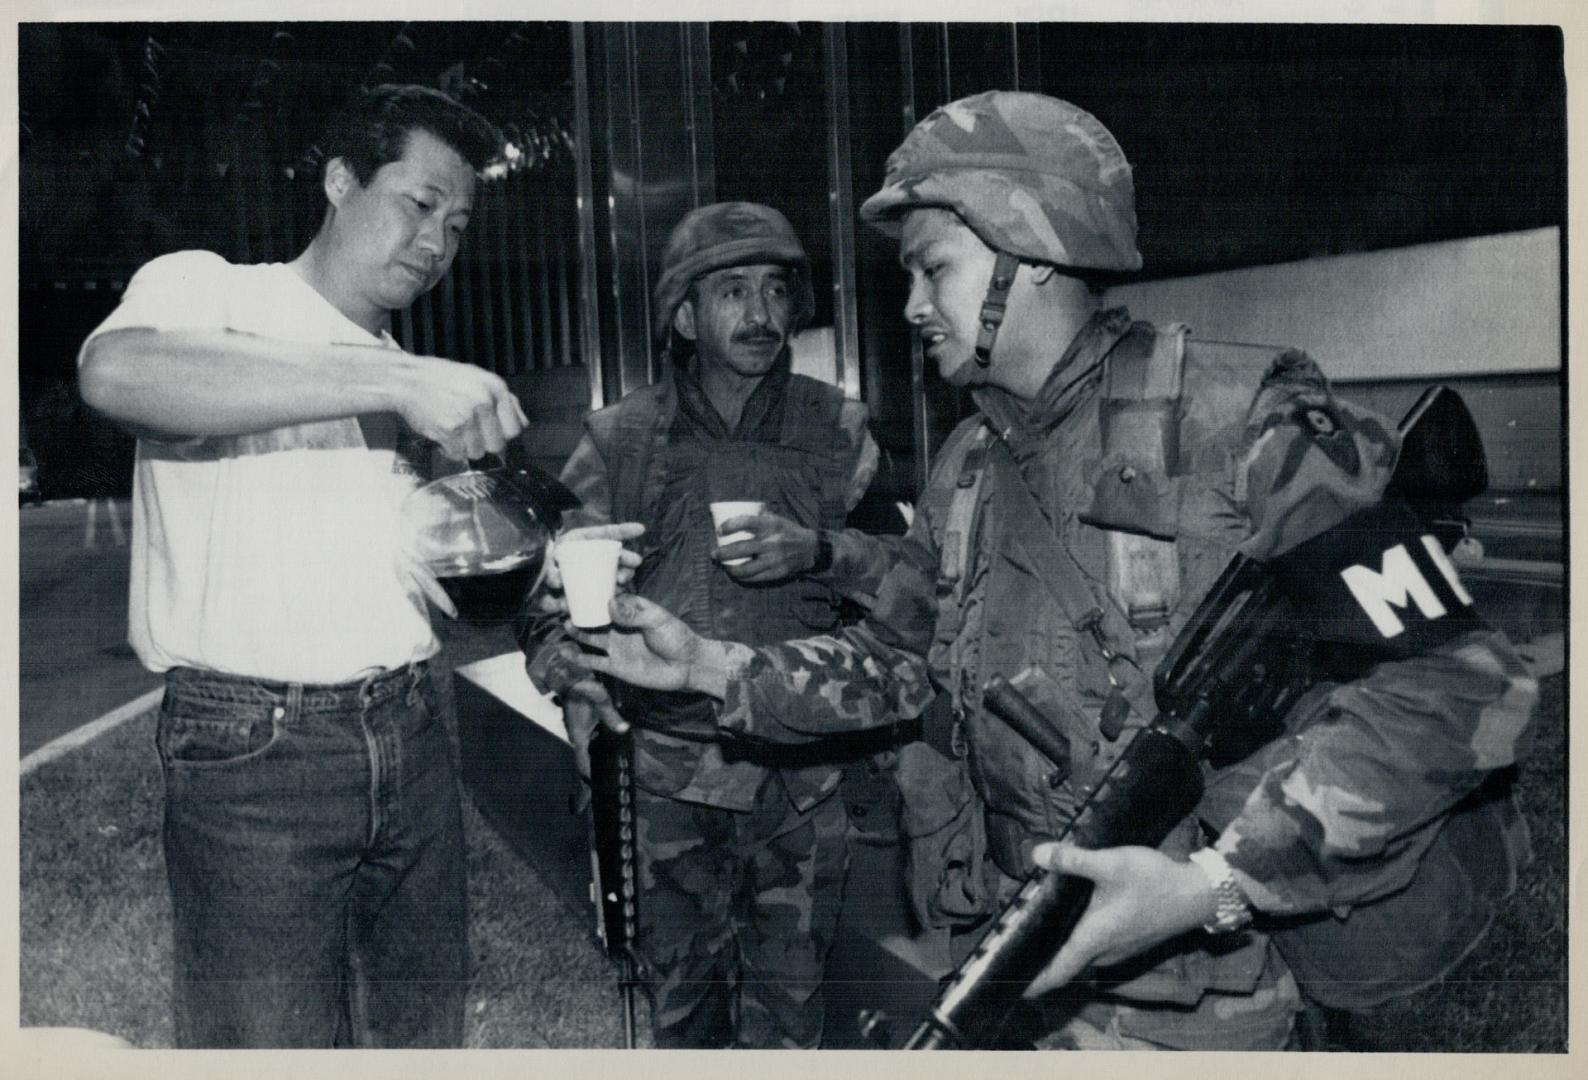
[{"xmin": 570, "ymin": 594, "xmax": 706, "ymax": 694}]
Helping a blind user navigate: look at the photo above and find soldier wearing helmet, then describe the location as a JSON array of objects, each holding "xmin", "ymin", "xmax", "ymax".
[
  {"xmin": 523, "ymin": 201, "xmax": 905, "ymax": 1047},
  {"xmin": 861, "ymin": 91, "xmax": 1142, "ymax": 386},
  {"xmin": 580, "ymin": 94, "xmax": 1533, "ymax": 1051}
]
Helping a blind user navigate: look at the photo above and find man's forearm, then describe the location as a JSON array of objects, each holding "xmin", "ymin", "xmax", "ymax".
[
  {"xmin": 79, "ymin": 327, "xmax": 416, "ymax": 439},
  {"xmin": 1207, "ymin": 628, "xmax": 1537, "ymax": 915}
]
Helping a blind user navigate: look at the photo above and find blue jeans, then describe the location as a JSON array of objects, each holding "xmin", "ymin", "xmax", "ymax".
[{"xmin": 157, "ymin": 662, "xmax": 468, "ymax": 1047}]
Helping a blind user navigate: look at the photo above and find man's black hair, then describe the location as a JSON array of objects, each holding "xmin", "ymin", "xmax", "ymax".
[{"xmin": 318, "ymin": 84, "xmax": 503, "ymax": 187}]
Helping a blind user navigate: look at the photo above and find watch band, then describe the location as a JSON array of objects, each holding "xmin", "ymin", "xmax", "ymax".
[
  {"xmin": 809, "ymin": 529, "xmax": 835, "ymax": 575},
  {"xmin": 1188, "ymin": 847, "xmax": 1253, "ymax": 934}
]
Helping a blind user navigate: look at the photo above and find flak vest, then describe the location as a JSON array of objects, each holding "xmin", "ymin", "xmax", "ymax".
[
  {"xmin": 585, "ymin": 372, "xmax": 864, "ymax": 812},
  {"xmin": 917, "ymin": 322, "xmax": 1269, "ymax": 879}
]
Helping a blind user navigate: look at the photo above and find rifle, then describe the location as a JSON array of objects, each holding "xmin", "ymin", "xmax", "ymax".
[
  {"xmin": 889, "ymin": 385, "xmax": 1486, "ymax": 1050},
  {"xmin": 587, "ymin": 724, "xmax": 641, "ymax": 1048}
]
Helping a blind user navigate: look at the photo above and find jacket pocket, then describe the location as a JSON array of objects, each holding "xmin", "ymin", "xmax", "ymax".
[{"xmin": 896, "ymin": 739, "xmax": 992, "ymax": 929}]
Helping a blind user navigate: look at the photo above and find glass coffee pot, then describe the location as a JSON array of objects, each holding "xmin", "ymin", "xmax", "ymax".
[{"xmin": 401, "ymin": 455, "xmax": 578, "ymax": 579}]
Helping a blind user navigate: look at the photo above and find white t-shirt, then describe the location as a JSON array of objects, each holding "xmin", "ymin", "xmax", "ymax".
[{"xmin": 83, "ymin": 250, "xmax": 439, "ymax": 683}]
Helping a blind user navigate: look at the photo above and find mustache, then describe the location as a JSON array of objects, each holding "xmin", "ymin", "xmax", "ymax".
[{"xmin": 734, "ymin": 328, "xmax": 784, "ymax": 344}]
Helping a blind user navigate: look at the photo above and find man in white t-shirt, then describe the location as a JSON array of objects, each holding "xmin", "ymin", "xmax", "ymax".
[{"xmin": 77, "ymin": 84, "xmax": 526, "ymax": 1048}]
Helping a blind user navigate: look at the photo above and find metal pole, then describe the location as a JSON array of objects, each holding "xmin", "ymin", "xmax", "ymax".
[
  {"xmin": 570, "ymin": 23, "xmax": 605, "ymax": 410},
  {"xmin": 823, "ymin": 25, "xmax": 862, "ymax": 402}
]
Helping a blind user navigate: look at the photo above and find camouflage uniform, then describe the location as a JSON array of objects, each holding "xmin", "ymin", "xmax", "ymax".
[
  {"xmin": 722, "ymin": 309, "xmax": 1304, "ymax": 1048},
  {"xmin": 1199, "ymin": 355, "xmax": 1537, "ymax": 1007},
  {"xmin": 711, "ymin": 93, "xmax": 1536, "ymax": 1048},
  {"xmin": 528, "ymin": 202, "xmax": 903, "ymax": 1048}
]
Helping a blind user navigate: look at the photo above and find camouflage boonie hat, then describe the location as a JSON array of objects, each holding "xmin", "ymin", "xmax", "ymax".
[
  {"xmin": 652, "ymin": 201, "xmax": 816, "ymax": 340},
  {"xmin": 1237, "ymin": 352, "xmax": 1401, "ymax": 561},
  {"xmin": 859, "ymin": 90, "xmax": 1142, "ymax": 272}
]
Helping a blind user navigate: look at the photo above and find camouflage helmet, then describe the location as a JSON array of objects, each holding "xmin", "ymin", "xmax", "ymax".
[
  {"xmin": 1236, "ymin": 352, "xmax": 1401, "ymax": 561},
  {"xmin": 652, "ymin": 201, "xmax": 816, "ymax": 340},
  {"xmin": 859, "ymin": 90, "xmax": 1142, "ymax": 273}
]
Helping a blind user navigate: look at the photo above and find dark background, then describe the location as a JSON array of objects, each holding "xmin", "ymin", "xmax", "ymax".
[
  {"xmin": 16, "ymin": 21, "xmax": 1566, "ymax": 497},
  {"xmin": 1045, "ymin": 23, "xmax": 1565, "ymax": 278}
]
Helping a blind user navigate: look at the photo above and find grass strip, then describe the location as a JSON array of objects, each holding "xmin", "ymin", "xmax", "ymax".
[{"xmin": 21, "ymin": 663, "xmax": 1563, "ymax": 1051}]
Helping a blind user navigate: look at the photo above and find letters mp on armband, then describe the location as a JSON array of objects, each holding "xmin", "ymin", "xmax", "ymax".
[{"xmin": 1268, "ymin": 498, "xmax": 1483, "ymax": 656}]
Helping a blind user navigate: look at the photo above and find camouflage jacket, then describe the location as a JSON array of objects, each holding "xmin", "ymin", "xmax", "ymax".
[
  {"xmin": 719, "ymin": 310, "xmax": 1536, "ymax": 941},
  {"xmin": 530, "ymin": 355, "xmax": 903, "ymax": 813}
]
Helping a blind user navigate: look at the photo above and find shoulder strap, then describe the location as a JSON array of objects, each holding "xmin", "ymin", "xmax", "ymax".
[
  {"xmin": 779, "ymin": 374, "xmax": 848, "ymax": 447},
  {"xmin": 939, "ymin": 424, "xmax": 992, "ymax": 590},
  {"xmin": 985, "ymin": 437, "xmax": 1109, "ymax": 638},
  {"xmin": 920, "ymin": 422, "xmax": 993, "ymax": 663},
  {"xmin": 779, "ymin": 376, "xmax": 856, "ymax": 531},
  {"xmin": 1103, "ymin": 321, "xmax": 1188, "ymax": 418}
]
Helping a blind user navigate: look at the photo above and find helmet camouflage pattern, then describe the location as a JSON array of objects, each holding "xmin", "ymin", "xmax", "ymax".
[
  {"xmin": 859, "ymin": 90, "xmax": 1143, "ymax": 273},
  {"xmin": 652, "ymin": 201, "xmax": 816, "ymax": 340}
]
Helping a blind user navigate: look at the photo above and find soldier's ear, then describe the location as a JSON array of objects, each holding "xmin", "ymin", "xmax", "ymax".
[
  {"xmin": 1028, "ymin": 264, "xmax": 1058, "ymax": 286},
  {"xmin": 672, "ymin": 299, "xmax": 699, "ymax": 342},
  {"xmin": 324, "ymin": 157, "xmax": 357, "ymax": 207}
]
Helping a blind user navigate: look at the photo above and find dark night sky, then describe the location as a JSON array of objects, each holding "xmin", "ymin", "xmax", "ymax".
[
  {"xmin": 17, "ymin": 22, "xmax": 578, "ymax": 274},
  {"xmin": 13, "ymin": 20, "xmax": 1568, "ymax": 499},
  {"xmin": 18, "ymin": 21, "xmax": 1565, "ymax": 280},
  {"xmin": 1036, "ymin": 23, "xmax": 1565, "ymax": 279}
]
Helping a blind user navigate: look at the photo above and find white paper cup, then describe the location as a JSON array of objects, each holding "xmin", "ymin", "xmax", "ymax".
[
  {"xmin": 710, "ymin": 501, "xmax": 766, "ymax": 566},
  {"xmin": 554, "ymin": 538, "xmax": 623, "ymax": 628}
]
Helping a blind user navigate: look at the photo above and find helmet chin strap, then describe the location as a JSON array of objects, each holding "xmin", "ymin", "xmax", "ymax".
[{"xmin": 973, "ymin": 252, "xmax": 1023, "ymax": 367}]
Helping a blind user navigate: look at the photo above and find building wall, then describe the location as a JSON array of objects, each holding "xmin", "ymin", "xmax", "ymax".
[{"xmin": 1109, "ymin": 229, "xmax": 1563, "ymax": 491}]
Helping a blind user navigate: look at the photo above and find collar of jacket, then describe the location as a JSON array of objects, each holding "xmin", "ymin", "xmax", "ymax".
[
  {"xmin": 672, "ymin": 345, "xmax": 795, "ymax": 441},
  {"xmin": 975, "ymin": 306, "xmax": 1135, "ymax": 444}
]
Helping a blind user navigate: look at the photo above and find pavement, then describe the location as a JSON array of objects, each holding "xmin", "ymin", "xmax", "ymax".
[{"xmin": 18, "ymin": 498, "xmax": 160, "ymax": 759}]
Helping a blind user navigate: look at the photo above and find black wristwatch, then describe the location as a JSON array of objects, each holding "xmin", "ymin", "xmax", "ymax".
[{"xmin": 809, "ymin": 529, "xmax": 835, "ymax": 575}]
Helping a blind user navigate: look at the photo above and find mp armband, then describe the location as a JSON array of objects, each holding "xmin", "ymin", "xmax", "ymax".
[{"xmin": 1188, "ymin": 847, "xmax": 1253, "ymax": 934}]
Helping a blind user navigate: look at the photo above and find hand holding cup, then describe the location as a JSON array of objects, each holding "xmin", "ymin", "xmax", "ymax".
[
  {"xmin": 712, "ymin": 503, "xmax": 822, "ymax": 584},
  {"xmin": 709, "ymin": 501, "xmax": 766, "ymax": 567}
]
